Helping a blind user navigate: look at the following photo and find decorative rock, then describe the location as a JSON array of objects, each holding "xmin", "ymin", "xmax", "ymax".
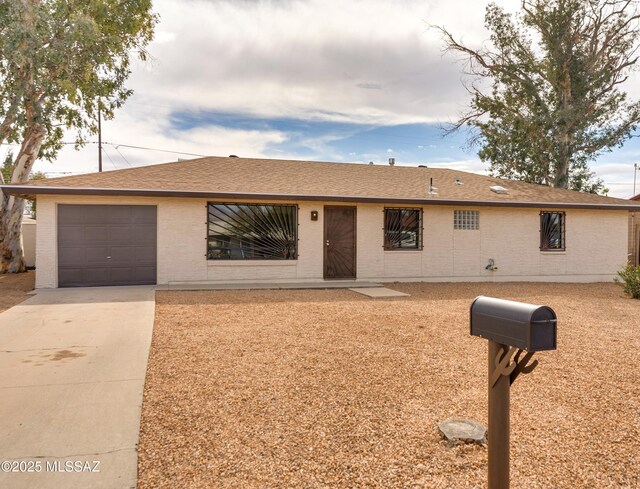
[{"xmin": 438, "ymin": 418, "xmax": 487, "ymax": 445}]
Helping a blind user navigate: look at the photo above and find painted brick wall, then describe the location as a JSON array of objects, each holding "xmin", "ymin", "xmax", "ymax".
[
  {"xmin": 361, "ymin": 205, "xmax": 628, "ymax": 282},
  {"xmin": 295, "ymin": 203, "xmax": 324, "ymax": 279},
  {"xmin": 34, "ymin": 195, "xmax": 629, "ymax": 288},
  {"xmin": 356, "ymin": 204, "xmax": 385, "ymax": 278},
  {"xmin": 422, "ymin": 208, "xmax": 453, "ymax": 277},
  {"xmin": 34, "ymin": 196, "xmax": 57, "ymax": 288},
  {"xmin": 158, "ymin": 198, "xmax": 208, "ymax": 284}
]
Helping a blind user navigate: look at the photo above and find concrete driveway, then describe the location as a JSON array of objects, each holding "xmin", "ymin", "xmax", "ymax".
[{"xmin": 0, "ymin": 286, "xmax": 155, "ymax": 489}]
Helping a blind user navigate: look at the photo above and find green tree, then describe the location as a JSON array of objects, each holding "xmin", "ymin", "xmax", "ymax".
[
  {"xmin": 0, "ymin": 0, "xmax": 157, "ymax": 273},
  {"xmin": 436, "ymin": 0, "xmax": 640, "ymax": 193},
  {"xmin": 1, "ymin": 151, "xmax": 45, "ymax": 216},
  {"xmin": 25, "ymin": 170, "xmax": 46, "ymax": 218},
  {"xmin": 0, "ymin": 151, "xmax": 12, "ymax": 183}
]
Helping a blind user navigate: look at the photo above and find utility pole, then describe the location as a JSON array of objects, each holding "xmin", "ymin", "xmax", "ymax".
[
  {"xmin": 634, "ymin": 163, "xmax": 638, "ymax": 197},
  {"xmin": 98, "ymin": 108, "xmax": 103, "ymax": 172}
]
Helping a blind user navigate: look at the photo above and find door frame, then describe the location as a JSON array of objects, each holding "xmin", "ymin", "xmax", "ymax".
[{"xmin": 323, "ymin": 205, "xmax": 357, "ymax": 280}]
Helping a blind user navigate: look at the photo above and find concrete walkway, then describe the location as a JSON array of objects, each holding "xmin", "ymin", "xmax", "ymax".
[
  {"xmin": 0, "ymin": 286, "xmax": 155, "ymax": 489},
  {"xmin": 156, "ymin": 280, "xmax": 382, "ymax": 291},
  {"xmin": 349, "ymin": 287, "xmax": 410, "ymax": 298}
]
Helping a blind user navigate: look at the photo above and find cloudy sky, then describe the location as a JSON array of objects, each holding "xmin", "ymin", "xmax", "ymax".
[{"xmin": 21, "ymin": 0, "xmax": 640, "ymax": 197}]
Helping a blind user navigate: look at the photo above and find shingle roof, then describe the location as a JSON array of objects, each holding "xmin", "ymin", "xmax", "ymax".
[{"xmin": 2, "ymin": 156, "xmax": 639, "ymax": 210}]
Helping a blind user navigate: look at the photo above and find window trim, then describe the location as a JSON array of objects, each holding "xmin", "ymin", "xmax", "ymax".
[
  {"xmin": 383, "ymin": 207, "xmax": 424, "ymax": 251},
  {"xmin": 206, "ymin": 202, "xmax": 299, "ymax": 260},
  {"xmin": 539, "ymin": 211, "xmax": 566, "ymax": 252}
]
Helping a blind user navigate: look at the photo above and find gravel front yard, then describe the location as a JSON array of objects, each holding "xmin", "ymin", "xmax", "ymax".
[
  {"xmin": 138, "ymin": 283, "xmax": 639, "ymax": 488},
  {"xmin": 0, "ymin": 270, "xmax": 34, "ymax": 313}
]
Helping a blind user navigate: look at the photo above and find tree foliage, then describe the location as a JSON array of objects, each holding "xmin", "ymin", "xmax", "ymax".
[
  {"xmin": 0, "ymin": 0, "xmax": 157, "ymax": 273},
  {"xmin": 0, "ymin": 0, "xmax": 157, "ymax": 158},
  {"xmin": 615, "ymin": 263, "xmax": 640, "ymax": 298},
  {"xmin": 0, "ymin": 151, "xmax": 12, "ymax": 183},
  {"xmin": 436, "ymin": 0, "xmax": 640, "ymax": 193}
]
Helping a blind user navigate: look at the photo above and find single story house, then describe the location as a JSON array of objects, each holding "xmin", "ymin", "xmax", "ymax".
[{"xmin": 2, "ymin": 156, "xmax": 639, "ymax": 288}]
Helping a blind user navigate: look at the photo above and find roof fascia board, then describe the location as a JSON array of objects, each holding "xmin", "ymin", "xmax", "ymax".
[{"xmin": 2, "ymin": 185, "xmax": 640, "ymax": 210}]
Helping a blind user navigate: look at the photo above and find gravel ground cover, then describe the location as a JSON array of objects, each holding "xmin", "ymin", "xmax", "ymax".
[
  {"xmin": 0, "ymin": 270, "xmax": 34, "ymax": 313},
  {"xmin": 138, "ymin": 283, "xmax": 639, "ymax": 488}
]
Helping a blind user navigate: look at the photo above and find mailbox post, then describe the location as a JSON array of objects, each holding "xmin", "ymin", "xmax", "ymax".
[{"xmin": 470, "ymin": 296, "xmax": 557, "ymax": 489}]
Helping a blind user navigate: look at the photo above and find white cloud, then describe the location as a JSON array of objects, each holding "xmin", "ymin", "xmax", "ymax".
[
  {"xmin": 32, "ymin": 106, "xmax": 288, "ymax": 175},
  {"xmin": 592, "ymin": 162, "xmax": 639, "ymax": 198},
  {"xmin": 25, "ymin": 0, "xmax": 640, "ymax": 199},
  {"xmin": 33, "ymin": 0, "xmax": 510, "ymax": 175},
  {"xmin": 421, "ymin": 158, "xmax": 487, "ymax": 174},
  {"xmin": 126, "ymin": 0, "xmax": 520, "ymax": 124}
]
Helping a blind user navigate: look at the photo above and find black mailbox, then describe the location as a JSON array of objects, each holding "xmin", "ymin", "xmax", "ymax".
[{"xmin": 470, "ymin": 296, "xmax": 557, "ymax": 351}]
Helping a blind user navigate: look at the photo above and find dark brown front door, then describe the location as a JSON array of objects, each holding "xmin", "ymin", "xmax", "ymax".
[{"xmin": 324, "ymin": 206, "xmax": 356, "ymax": 279}]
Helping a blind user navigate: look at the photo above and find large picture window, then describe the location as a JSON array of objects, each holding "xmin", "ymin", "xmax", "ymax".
[
  {"xmin": 384, "ymin": 208, "xmax": 423, "ymax": 250},
  {"xmin": 540, "ymin": 211, "xmax": 565, "ymax": 251},
  {"xmin": 207, "ymin": 203, "xmax": 298, "ymax": 260}
]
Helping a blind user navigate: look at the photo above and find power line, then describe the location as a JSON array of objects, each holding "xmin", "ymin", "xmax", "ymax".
[
  {"xmin": 111, "ymin": 144, "xmax": 132, "ymax": 167},
  {"xmin": 76, "ymin": 141, "xmax": 207, "ymax": 158},
  {"xmin": 101, "ymin": 147, "xmax": 118, "ymax": 170},
  {"xmin": 1, "ymin": 140, "xmax": 209, "ymax": 157},
  {"xmin": 106, "ymin": 142, "xmax": 207, "ymax": 158}
]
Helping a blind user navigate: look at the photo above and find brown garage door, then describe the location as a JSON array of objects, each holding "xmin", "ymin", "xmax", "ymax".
[{"xmin": 57, "ymin": 205, "xmax": 157, "ymax": 287}]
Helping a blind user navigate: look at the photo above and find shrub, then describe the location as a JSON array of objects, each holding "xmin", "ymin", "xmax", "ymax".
[{"xmin": 615, "ymin": 264, "xmax": 640, "ymax": 299}]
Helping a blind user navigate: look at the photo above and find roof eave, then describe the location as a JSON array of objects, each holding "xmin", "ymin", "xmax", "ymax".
[{"xmin": 2, "ymin": 185, "xmax": 640, "ymax": 210}]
